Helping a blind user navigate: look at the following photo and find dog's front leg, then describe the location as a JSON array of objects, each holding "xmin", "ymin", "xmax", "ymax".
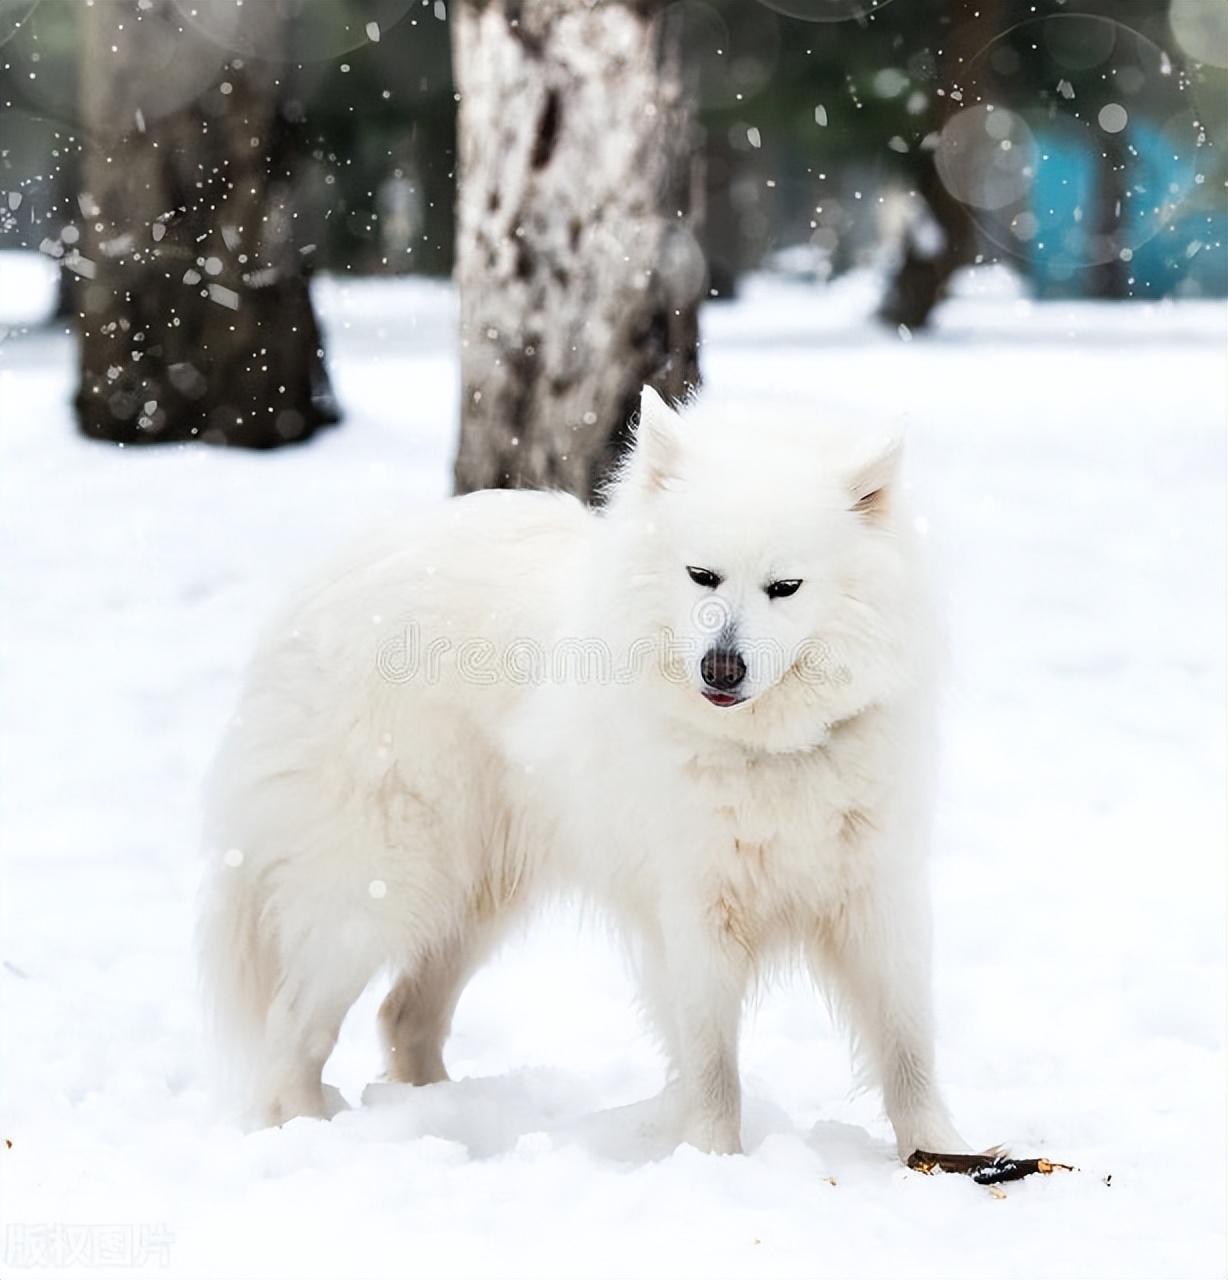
[
  {"xmin": 652, "ymin": 914, "xmax": 750, "ymax": 1155},
  {"xmin": 813, "ymin": 879, "xmax": 968, "ymax": 1160}
]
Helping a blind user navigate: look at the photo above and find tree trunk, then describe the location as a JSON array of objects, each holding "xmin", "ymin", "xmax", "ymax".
[
  {"xmin": 879, "ymin": 0, "xmax": 999, "ymax": 331},
  {"xmin": 75, "ymin": 0, "xmax": 336, "ymax": 447},
  {"xmin": 451, "ymin": 0, "xmax": 702, "ymax": 502},
  {"xmin": 1087, "ymin": 132, "xmax": 1129, "ymax": 300},
  {"xmin": 878, "ymin": 149, "xmax": 976, "ymax": 331}
]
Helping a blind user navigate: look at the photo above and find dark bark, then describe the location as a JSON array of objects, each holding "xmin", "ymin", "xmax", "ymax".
[
  {"xmin": 908, "ymin": 1149, "xmax": 1075, "ymax": 1185},
  {"xmin": 451, "ymin": 0, "xmax": 702, "ymax": 503},
  {"xmin": 75, "ymin": 0, "xmax": 336, "ymax": 448},
  {"xmin": 878, "ymin": 152, "xmax": 976, "ymax": 331},
  {"xmin": 879, "ymin": 0, "xmax": 1001, "ymax": 330},
  {"xmin": 1087, "ymin": 133, "xmax": 1130, "ymax": 299}
]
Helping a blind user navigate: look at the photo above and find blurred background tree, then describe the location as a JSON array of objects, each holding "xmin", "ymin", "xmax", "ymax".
[
  {"xmin": 0, "ymin": 0, "xmax": 1223, "ymax": 467},
  {"xmin": 74, "ymin": 0, "xmax": 336, "ymax": 446}
]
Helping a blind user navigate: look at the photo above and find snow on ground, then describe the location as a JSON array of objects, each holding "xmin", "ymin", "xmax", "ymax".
[
  {"xmin": 0, "ymin": 252, "xmax": 58, "ymax": 333},
  {"xmin": 1, "ymin": 269, "xmax": 1224, "ymax": 1279}
]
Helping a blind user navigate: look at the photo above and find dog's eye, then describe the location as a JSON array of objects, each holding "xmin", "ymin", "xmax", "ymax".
[
  {"xmin": 765, "ymin": 579, "xmax": 802, "ymax": 600},
  {"xmin": 686, "ymin": 566, "xmax": 722, "ymax": 589}
]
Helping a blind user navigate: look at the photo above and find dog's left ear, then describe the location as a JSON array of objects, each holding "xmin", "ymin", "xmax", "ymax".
[
  {"xmin": 849, "ymin": 437, "xmax": 901, "ymax": 519},
  {"xmin": 629, "ymin": 386, "xmax": 681, "ymax": 492}
]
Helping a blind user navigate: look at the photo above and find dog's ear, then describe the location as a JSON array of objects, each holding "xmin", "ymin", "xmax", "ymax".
[
  {"xmin": 629, "ymin": 386, "xmax": 681, "ymax": 491},
  {"xmin": 849, "ymin": 437, "xmax": 901, "ymax": 520}
]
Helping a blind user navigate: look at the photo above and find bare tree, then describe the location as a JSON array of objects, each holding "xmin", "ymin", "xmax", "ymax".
[
  {"xmin": 76, "ymin": 0, "xmax": 335, "ymax": 447},
  {"xmin": 451, "ymin": 0, "xmax": 702, "ymax": 502}
]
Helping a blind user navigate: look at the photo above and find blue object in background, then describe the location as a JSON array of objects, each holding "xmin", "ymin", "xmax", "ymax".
[
  {"xmin": 1127, "ymin": 121, "xmax": 1226, "ymax": 298},
  {"xmin": 1026, "ymin": 117, "xmax": 1224, "ymax": 298},
  {"xmin": 1028, "ymin": 122, "xmax": 1099, "ymax": 298}
]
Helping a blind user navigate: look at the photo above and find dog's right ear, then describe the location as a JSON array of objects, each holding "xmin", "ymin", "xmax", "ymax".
[{"xmin": 628, "ymin": 386, "xmax": 681, "ymax": 492}]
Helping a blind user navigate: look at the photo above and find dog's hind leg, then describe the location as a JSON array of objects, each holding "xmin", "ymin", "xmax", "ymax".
[
  {"xmin": 378, "ymin": 922, "xmax": 496, "ymax": 1086},
  {"xmin": 200, "ymin": 851, "xmax": 383, "ymax": 1129},
  {"xmin": 258, "ymin": 940, "xmax": 379, "ymax": 1127}
]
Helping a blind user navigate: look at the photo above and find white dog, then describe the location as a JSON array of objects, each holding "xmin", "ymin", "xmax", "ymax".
[{"xmin": 199, "ymin": 387, "xmax": 967, "ymax": 1159}]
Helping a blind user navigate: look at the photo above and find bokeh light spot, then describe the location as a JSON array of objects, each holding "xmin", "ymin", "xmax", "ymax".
[
  {"xmin": 1098, "ymin": 103, "xmax": 1129, "ymax": 134},
  {"xmin": 936, "ymin": 105, "xmax": 1038, "ymax": 212},
  {"xmin": 1169, "ymin": 0, "xmax": 1228, "ymax": 69}
]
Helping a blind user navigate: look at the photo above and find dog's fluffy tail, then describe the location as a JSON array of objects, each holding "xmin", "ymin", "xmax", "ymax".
[{"xmin": 196, "ymin": 853, "xmax": 278, "ymax": 1123}]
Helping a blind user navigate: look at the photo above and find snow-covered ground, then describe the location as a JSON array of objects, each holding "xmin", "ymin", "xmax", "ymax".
[{"xmin": 1, "ymin": 269, "xmax": 1224, "ymax": 1279}]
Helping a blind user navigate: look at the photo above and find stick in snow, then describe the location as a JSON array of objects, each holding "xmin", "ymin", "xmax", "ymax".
[{"xmin": 907, "ymin": 1150, "xmax": 1076, "ymax": 1185}]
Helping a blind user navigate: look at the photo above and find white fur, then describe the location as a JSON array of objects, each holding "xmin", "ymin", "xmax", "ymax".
[{"xmin": 198, "ymin": 387, "xmax": 966, "ymax": 1158}]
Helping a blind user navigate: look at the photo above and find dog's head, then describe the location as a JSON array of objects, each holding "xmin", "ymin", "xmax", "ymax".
[{"xmin": 603, "ymin": 387, "xmax": 929, "ymax": 750}]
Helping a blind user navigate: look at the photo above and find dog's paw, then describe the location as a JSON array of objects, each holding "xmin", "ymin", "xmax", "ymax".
[
  {"xmin": 895, "ymin": 1116, "xmax": 970, "ymax": 1162},
  {"xmin": 321, "ymin": 1083, "xmax": 350, "ymax": 1119},
  {"xmin": 679, "ymin": 1114, "xmax": 743, "ymax": 1157}
]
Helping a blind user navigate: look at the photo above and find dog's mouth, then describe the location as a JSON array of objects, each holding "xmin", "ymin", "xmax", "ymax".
[{"xmin": 701, "ymin": 689, "xmax": 747, "ymax": 708}]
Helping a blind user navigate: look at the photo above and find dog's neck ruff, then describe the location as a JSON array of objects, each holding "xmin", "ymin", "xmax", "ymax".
[
  {"xmin": 781, "ymin": 699, "xmax": 878, "ymax": 758},
  {"xmin": 687, "ymin": 698, "xmax": 878, "ymax": 767}
]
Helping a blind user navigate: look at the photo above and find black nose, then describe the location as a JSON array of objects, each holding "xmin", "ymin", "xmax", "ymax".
[{"xmin": 701, "ymin": 647, "xmax": 746, "ymax": 692}]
